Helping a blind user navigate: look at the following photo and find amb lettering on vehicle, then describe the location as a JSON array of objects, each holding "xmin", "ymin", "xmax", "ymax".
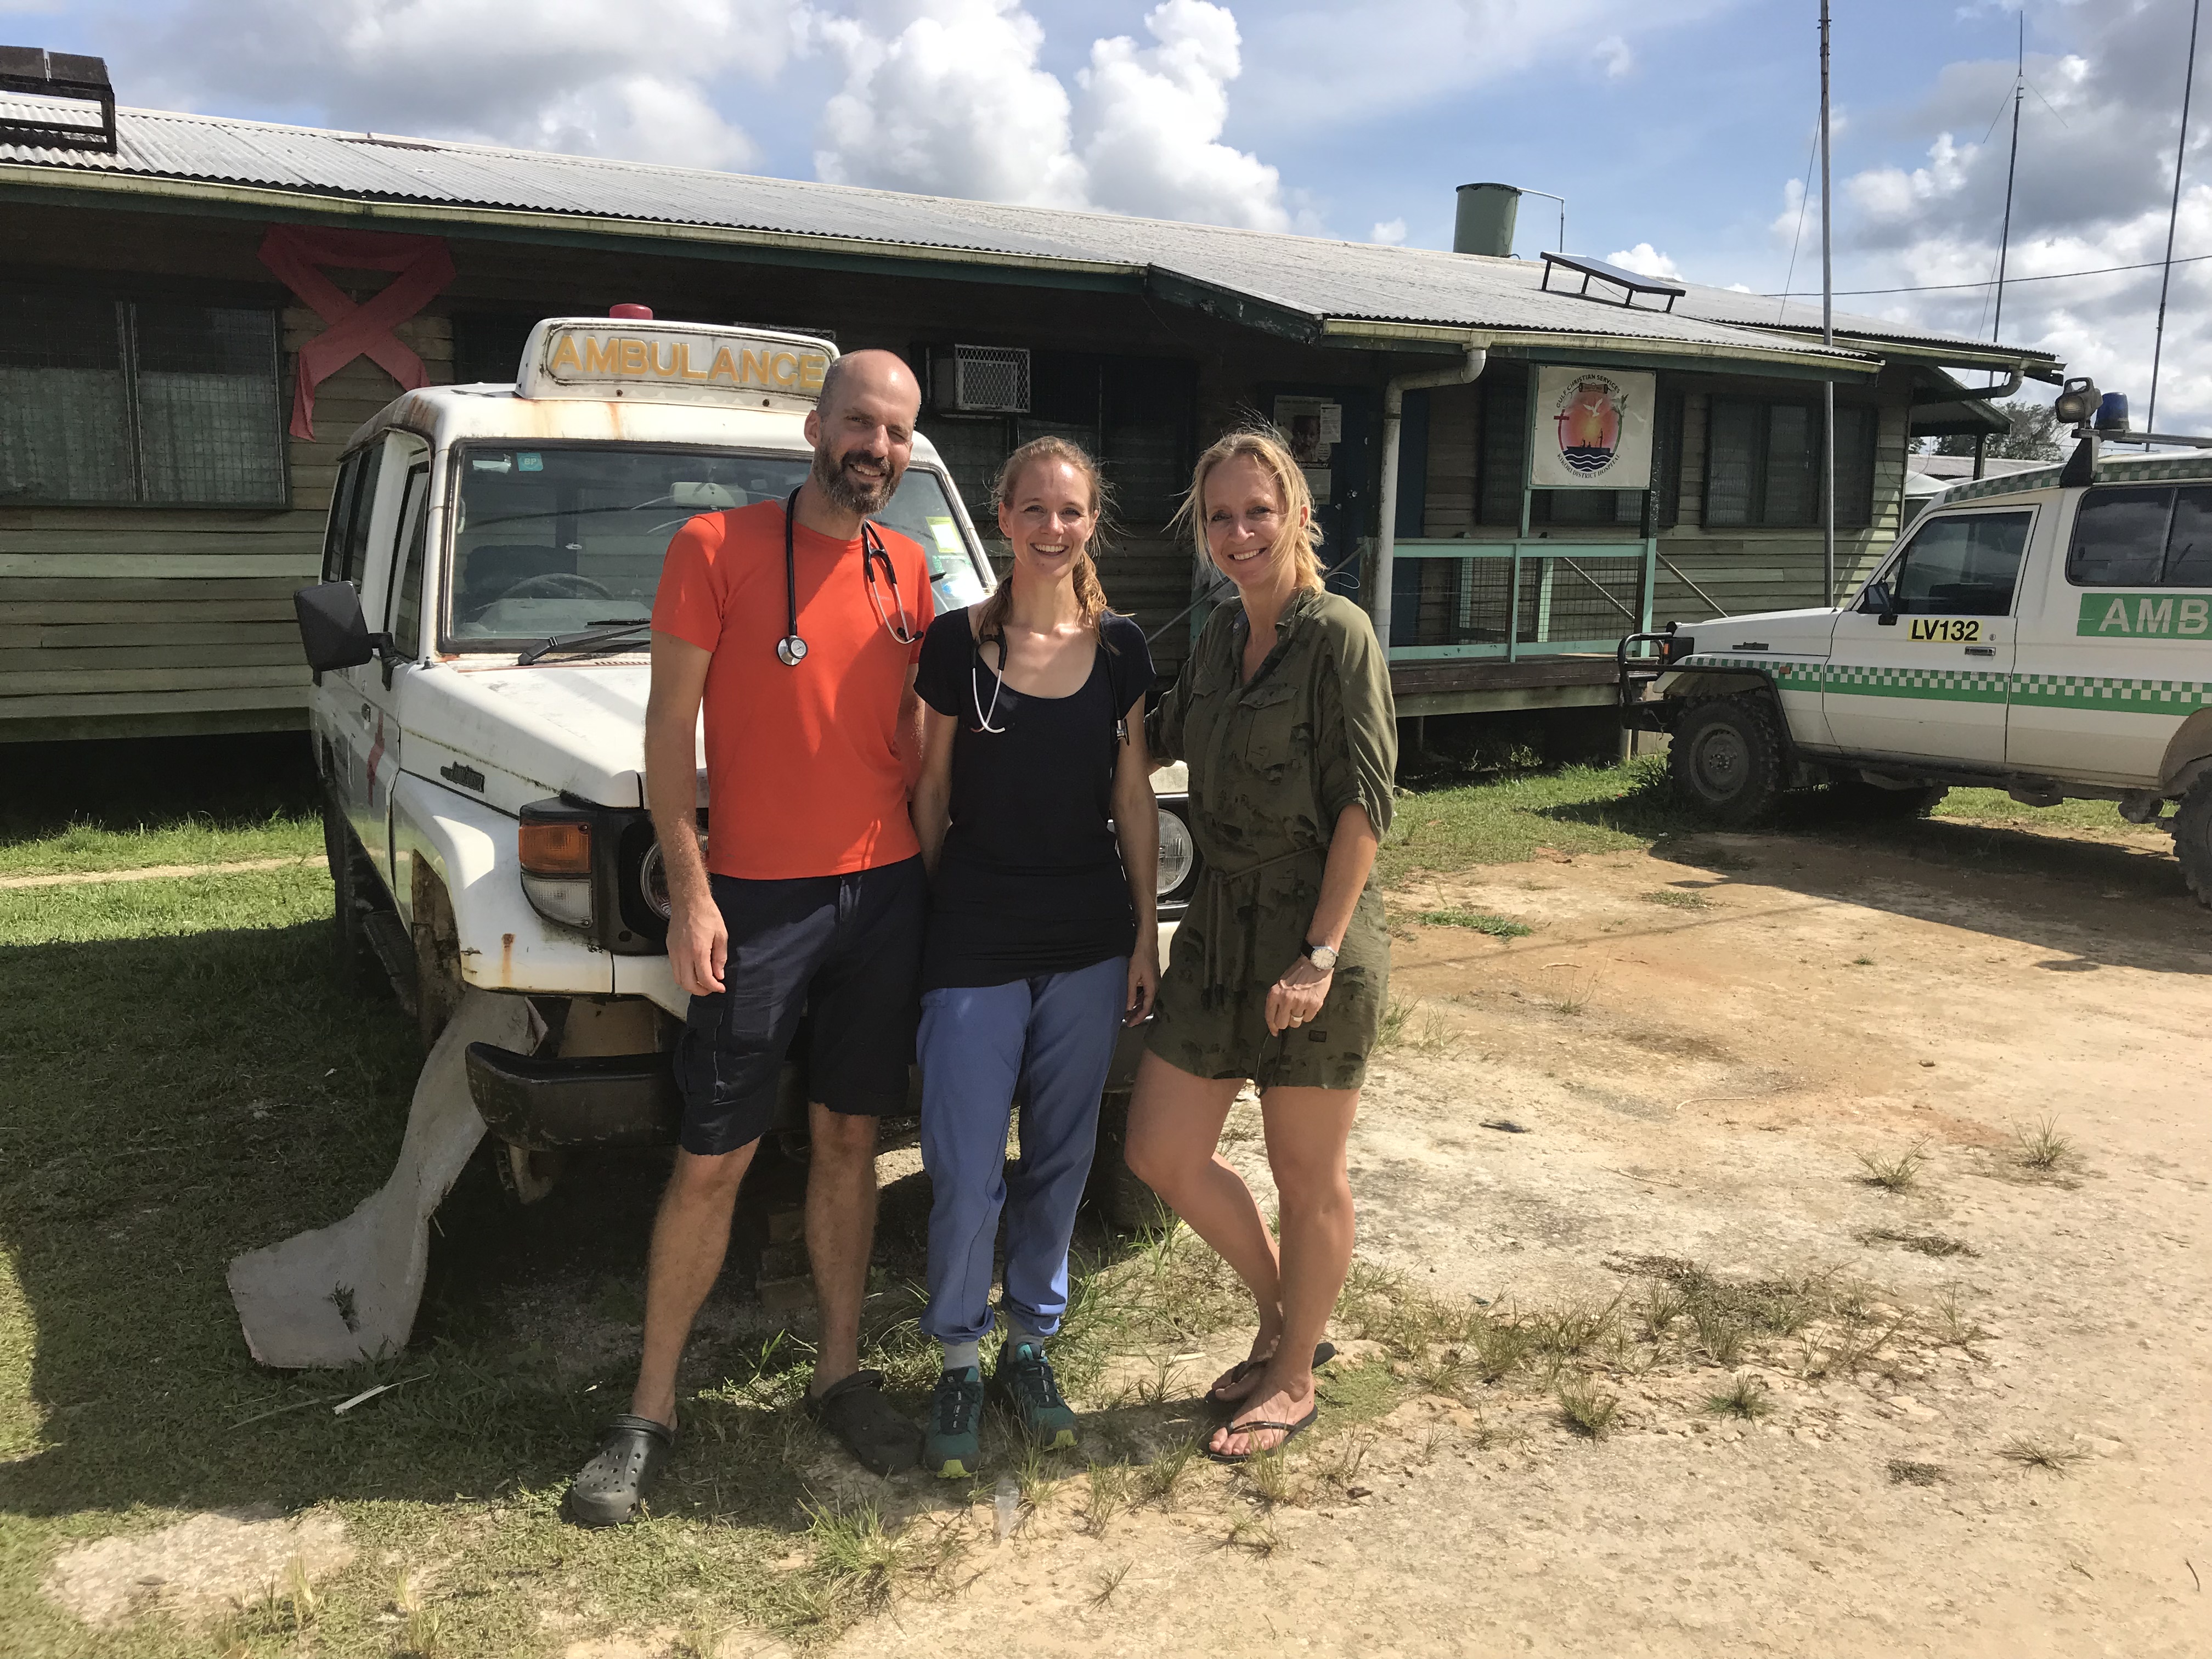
[
  {"xmin": 2076, "ymin": 592, "xmax": 2212, "ymax": 638},
  {"xmin": 543, "ymin": 331, "xmax": 830, "ymax": 394},
  {"xmin": 1908, "ymin": 618, "xmax": 1982, "ymax": 643}
]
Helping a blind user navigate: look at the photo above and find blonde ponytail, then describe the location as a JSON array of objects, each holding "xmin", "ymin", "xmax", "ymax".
[{"xmin": 978, "ymin": 435, "xmax": 1121, "ymax": 646}]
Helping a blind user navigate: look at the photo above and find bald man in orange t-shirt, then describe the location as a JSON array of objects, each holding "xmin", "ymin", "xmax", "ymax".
[{"xmin": 569, "ymin": 352, "xmax": 936, "ymax": 1523}]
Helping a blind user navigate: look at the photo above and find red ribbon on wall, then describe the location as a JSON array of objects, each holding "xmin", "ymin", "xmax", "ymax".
[{"xmin": 257, "ymin": 225, "xmax": 458, "ymax": 441}]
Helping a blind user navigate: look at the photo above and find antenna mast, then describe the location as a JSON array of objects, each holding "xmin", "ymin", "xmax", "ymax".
[
  {"xmin": 1820, "ymin": 0, "xmax": 1835, "ymax": 604},
  {"xmin": 2149, "ymin": 0, "xmax": 2203, "ymax": 438},
  {"xmin": 1978, "ymin": 13, "xmax": 2026, "ymax": 482},
  {"xmin": 1991, "ymin": 15, "xmax": 2023, "ymax": 344}
]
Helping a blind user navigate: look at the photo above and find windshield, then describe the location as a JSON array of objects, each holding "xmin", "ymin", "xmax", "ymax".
[{"xmin": 444, "ymin": 444, "xmax": 990, "ymax": 647}]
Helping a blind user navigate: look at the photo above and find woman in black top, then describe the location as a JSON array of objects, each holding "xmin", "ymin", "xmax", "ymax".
[{"xmin": 910, "ymin": 436, "xmax": 1158, "ymax": 1476}]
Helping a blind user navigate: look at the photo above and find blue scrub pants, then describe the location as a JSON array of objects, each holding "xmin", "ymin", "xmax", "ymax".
[{"xmin": 917, "ymin": 954, "xmax": 1128, "ymax": 1347}]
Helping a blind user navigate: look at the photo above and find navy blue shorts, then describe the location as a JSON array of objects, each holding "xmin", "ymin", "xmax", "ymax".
[{"xmin": 673, "ymin": 855, "xmax": 926, "ymax": 1156}]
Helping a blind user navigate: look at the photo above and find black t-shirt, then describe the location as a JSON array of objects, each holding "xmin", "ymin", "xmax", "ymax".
[{"xmin": 915, "ymin": 609, "xmax": 1155, "ymax": 991}]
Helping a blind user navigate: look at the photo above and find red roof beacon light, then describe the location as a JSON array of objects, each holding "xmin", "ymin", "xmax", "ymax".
[{"xmin": 608, "ymin": 303, "xmax": 653, "ymax": 320}]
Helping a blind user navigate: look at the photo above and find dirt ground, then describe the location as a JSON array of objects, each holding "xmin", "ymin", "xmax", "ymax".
[{"xmin": 821, "ymin": 825, "xmax": 2211, "ymax": 1659}]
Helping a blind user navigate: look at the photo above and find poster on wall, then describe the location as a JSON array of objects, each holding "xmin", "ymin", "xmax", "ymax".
[
  {"xmin": 1273, "ymin": 396, "xmax": 1342, "ymax": 465},
  {"xmin": 1528, "ymin": 366, "xmax": 1655, "ymax": 490}
]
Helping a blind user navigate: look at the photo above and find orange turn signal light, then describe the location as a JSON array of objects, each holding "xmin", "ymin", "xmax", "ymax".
[{"xmin": 519, "ymin": 819, "xmax": 591, "ymax": 877}]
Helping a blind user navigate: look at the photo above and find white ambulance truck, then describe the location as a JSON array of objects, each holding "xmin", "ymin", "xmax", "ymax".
[
  {"xmin": 1623, "ymin": 431, "xmax": 2212, "ymax": 905},
  {"xmin": 286, "ymin": 314, "xmax": 1192, "ymax": 1224}
]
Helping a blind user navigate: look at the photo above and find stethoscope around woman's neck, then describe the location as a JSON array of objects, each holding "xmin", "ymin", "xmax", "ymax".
[{"xmin": 776, "ymin": 486, "xmax": 916, "ymax": 667}]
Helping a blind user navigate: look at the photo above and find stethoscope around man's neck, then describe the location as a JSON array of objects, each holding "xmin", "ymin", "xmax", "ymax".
[{"xmin": 776, "ymin": 486, "xmax": 916, "ymax": 667}]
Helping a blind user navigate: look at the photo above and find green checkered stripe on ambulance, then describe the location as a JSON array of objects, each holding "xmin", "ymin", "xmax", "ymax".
[
  {"xmin": 1678, "ymin": 656, "xmax": 2211, "ymax": 715},
  {"xmin": 1681, "ymin": 656, "xmax": 1821, "ymax": 681},
  {"xmin": 1821, "ymin": 662, "xmax": 2012, "ymax": 705},
  {"xmin": 2010, "ymin": 674, "xmax": 2212, "ymax": 711}
]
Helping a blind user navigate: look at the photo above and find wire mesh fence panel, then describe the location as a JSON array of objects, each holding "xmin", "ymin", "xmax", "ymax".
[
  {"xmin": 1520, "ymin": 553, "xmax": 1646, "ymax": 644},
  {"xmin": 1457, "ymin": 556, "xmax": 1515, "ymax": 644}
]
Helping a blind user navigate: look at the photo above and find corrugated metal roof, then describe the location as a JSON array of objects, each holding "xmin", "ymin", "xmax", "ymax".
[{"xmin": 0, "ymin": 99, "xmax": 2056, "ymax": 368}]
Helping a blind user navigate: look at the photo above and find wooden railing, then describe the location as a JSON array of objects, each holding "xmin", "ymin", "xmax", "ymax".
[{"xmin": 1389, "ymin": 539, "xmax": 1656, "ymax": 662}]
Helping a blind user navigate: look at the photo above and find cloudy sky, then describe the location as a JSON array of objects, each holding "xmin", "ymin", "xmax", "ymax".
[{"xmin": 22, "ymin": 0, "xmax": 2212, "ymax": 427}]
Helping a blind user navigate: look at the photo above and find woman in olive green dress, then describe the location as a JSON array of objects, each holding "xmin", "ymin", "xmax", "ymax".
[{"xmin": 1126, "ymin": 428, "xmax": 1397, "ymax": 1461}]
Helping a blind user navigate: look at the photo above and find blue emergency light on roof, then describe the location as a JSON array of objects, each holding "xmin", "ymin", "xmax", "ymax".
[{"xmin": 2095, "ymin": 392, "xmax": 2131, "ymax": 433}]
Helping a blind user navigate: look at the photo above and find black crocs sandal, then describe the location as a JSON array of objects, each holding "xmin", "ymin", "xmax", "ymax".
[
  {"xmin": 1206, "ymin": 1341, "xmax": 1336, "ymax": 1417},
  {"xmin": 805, "ymin": 1369, "xmax": 921, "ymax": 1476},
  {"xmin": 1205, "ymin": 1403, "xmax": 1319, "ymax": 1464},
  {"xmin": 566, "ymin": 1413, "xmax": 674, "ymax": 1527}
]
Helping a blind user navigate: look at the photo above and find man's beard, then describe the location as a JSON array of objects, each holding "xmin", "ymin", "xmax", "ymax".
[{"xmin": 813, "ymin": 445, "xmax": 896, "ymax": 515}]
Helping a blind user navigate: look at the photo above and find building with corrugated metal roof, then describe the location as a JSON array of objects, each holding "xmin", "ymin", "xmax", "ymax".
[{"xmin": 0, "ymin": 70, "xmax": 2062, "ymax": 742}]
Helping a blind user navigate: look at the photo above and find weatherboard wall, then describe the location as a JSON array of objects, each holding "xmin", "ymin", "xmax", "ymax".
[{"xmin": 1417, "ymin": 366, "xmax": 1913, "ymax": 630}]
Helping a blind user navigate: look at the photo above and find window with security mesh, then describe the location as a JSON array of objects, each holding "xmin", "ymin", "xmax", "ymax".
[
  {"xmin": 1705, "ymin": 396, "xmax": 1874, "ymax": 530},
  {"xmin": 0, "ymin": 287, "xmax": 284, "ymax": 506}
]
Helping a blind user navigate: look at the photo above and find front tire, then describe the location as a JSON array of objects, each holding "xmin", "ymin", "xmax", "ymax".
[
  {"xmin": 323, "ymin": 794, "xmax": 366, "ymax": 981},
  {"xmin": 2176, "ymin": 774, "xmax": 2212, "ymax": 907},
  {"xmin": 1667, "ymin": 696, "xmax": 1787, "ymax": 827}
]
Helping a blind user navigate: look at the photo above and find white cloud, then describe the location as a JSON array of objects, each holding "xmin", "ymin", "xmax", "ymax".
[
  {"xmin": 116, "ymin": 0, "xmax": 795, "ymax": 167},
  {"xmin": 1593, "ymin": 34, "xmax": 1633, "ymax": 80},
  {"xmin": 811, "ymin": 1, "xmax": 1087, "ymax": 207},
  {"xmin": 1076, "ymin": 0, "xmax": 1289, "ymax": 230},
  {"xmin": 1820, "ymin": 5, "xmax": 2212, "ymax": 427},
  {"xmin": 1608, "ymin": 241, "xmax": 1681, "ymax": 279},
  {"xmin": 1372, "ymin": 217, "xmax": 1409, "ymax": 245},
  {"xmin": 812, "ymin": 0, "xmax": 1295, "ymax": 229},
  {"xmin": 1232, "ymin": 0, "xmax": 1726, "ymax": 136}
]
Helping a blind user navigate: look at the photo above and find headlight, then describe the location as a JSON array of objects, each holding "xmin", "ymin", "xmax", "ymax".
[
  {"xmin": 1157, "ymin": 810, "xmax": 1196, "ymax": 896},
  {"xmin": 520, "ymin": 808, "xmax": 595, "ymax": 930},
  {"xmin": 639, "ymin": 840, "xmax": 672, "ymax": 920}
]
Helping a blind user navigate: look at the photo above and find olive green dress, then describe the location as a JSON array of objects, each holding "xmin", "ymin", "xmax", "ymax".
[{"xmin": 1146, "ymin": 586, "xmax": 1398, "ymax": 1089}]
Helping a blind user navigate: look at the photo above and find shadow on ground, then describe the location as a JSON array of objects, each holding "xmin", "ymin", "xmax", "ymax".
[
  {"xmin": 1536, "ymin": 794, "xmax": 2210, "ymax": 974},
  {"xmin": 0, "ymin": 908, "xmax": 1165, "ymax": 1542}
]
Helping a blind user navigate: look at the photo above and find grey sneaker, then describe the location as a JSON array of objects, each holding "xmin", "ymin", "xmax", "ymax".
[{"xmin": 990, "ymin": 1340, "xmax": 1076, "ymax": 1449}]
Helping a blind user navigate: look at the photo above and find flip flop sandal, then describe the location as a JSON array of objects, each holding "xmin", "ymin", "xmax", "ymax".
[
  {"xmin": 804, "ymin": 1368, "xmax": 922, "ymax": 1477},
  {"xmin": 1204, "ymin": 1403, "xmax": 1319, "ymax": 1464},
  {"xmin": 1206, "ymin": 1341, "xmax": 1337, "ymax": 1417},
  {"xmin": 565, "ymin": 1414, "xmax": 674, "ymax": 1527}
]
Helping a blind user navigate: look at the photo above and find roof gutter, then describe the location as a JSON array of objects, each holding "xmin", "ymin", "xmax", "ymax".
[
  {"xmin": 1742, "ymin": 326, "xmax": 2063, "ymax": 381},
  {"xmin": 1373, "ymin": 343, "xmax": 1488, "ymax": 653},
  {"xmin": 1322, "ymin": 319, "xmax": 1880, "ymax": 378}
]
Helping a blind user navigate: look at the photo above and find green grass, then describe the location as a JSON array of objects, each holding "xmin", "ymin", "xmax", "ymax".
[
  {"xmin": 1374, "ymin": 760, "xmax": 2171, "ymax": 896},
  {"xmin": 1933, "ymin": 789, "xmax": 2146, "ymax": 837},
  {"xmin": 0, "ymin": 866, "xmax": 850, "ymax": 1657},
  {"xmin": 0, "ymin": 814, "xmax": 322, "ymax": 881},
  {"xmin": 1378, "ymin": 758, "xmax": 1691, "ymax": 885},
  {"xmin": 0, "ymin": 731, "xmax": 322, "ymax": 880},
  {"xmin": 1411, "ymin": 909, "xmax": 1533, "ymax": 937}
]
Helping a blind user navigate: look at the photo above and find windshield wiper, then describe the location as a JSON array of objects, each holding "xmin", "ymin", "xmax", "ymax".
[{"xmin": 517, "ymin": 620, "xmax": 652, "ymax": 666}]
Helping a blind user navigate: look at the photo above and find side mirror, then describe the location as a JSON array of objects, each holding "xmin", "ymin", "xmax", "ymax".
[
  {"xmin": 294, "ymin": 581, "xmax": 390, "ymax": 673},
  {"xmin": 1860, "ymin": 580, "xmax": 1894, "ymax": 616}
]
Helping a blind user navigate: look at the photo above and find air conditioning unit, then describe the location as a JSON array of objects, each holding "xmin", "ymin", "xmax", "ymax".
[{"xmin": 935, "ymin": 345, "xmax": 1031, "ymax": 414}]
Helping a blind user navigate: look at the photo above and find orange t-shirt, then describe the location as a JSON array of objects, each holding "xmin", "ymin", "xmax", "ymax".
[{"xmin": 651, "ymin": 500, "xmax": 934, "ymax": 879}]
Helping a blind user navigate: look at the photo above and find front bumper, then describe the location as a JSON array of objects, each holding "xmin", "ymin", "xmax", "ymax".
[{"xmin": 465, "ymin": 1044, "xmax": 684, "ymax": 1150}]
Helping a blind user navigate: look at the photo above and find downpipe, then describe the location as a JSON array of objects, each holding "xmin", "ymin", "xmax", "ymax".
[{"xmin": 1373, "ymin": 344, "xmax": 1488, "ymax": 650}]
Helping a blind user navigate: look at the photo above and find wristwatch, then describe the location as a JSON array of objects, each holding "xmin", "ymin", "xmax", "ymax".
[{"xmin": 1302, "ymin": 940, "xmax": 1340, "ymax": 972}]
